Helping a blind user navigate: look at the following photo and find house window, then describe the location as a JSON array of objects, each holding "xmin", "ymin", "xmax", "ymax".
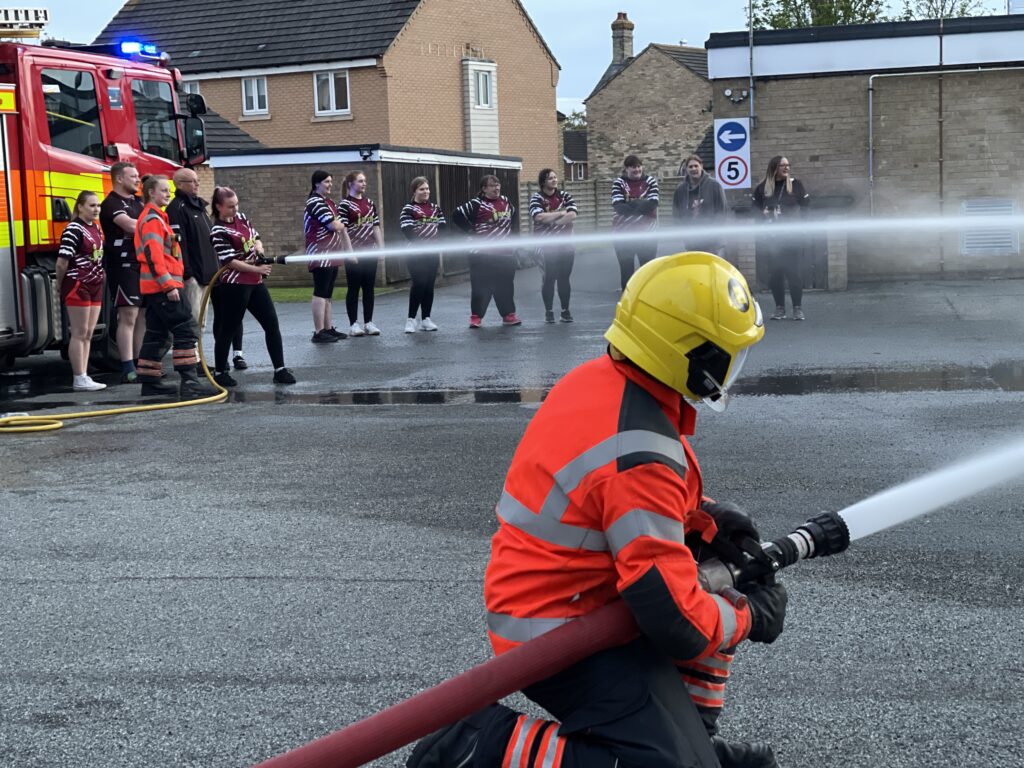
[
  {"xmin": 313, "ymin": 71, "xmax": 350, "ymax": 116},
  {"xmin": 40, "ymin": 68, "xmax": 103, "ymax": 159},
  {"xmin": 241, "ymin": 76, "xmax": 268, "ymax": 115},
  {"xmin": 474, "ymin": 70, "xmax": 492, "ymax": 108},
  {"xmin": 181, "ymin": 81, "xmax": 200, "ymax": 95}
]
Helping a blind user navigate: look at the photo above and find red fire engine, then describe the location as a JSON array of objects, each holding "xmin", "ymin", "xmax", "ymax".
[{"xmin": 0, "ymin": 11, "xmax": 206, "ymax": 366}]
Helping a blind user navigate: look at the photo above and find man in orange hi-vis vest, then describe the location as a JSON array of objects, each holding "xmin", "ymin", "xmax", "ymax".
[
  {"xmin": 134, "ymin": 175, "xmax": 217, "ymax": 399},
  {"xmin": 409, "ymin": 253, "xmax": 787, "ymax": 768}
]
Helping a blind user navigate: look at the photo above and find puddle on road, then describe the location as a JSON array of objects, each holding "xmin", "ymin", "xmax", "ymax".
[{"xmin": 3, "ymin": 361, "xmax": 1024, "ymax": 413}]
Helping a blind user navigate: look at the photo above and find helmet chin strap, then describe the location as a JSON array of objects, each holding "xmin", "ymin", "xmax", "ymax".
[{"xmin": 697, "ymin": 369, "xmax": 731, "ymax": 413}]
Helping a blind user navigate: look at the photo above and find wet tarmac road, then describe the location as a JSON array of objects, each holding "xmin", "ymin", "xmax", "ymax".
[{"xmin": 2, "ymin": 260, "xmax": 1024, "ymax": 767}]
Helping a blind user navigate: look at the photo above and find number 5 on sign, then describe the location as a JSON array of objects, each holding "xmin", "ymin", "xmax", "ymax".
[{"xmin": 713, "ymin": 117, "xmax": 751, "ymax": 189}]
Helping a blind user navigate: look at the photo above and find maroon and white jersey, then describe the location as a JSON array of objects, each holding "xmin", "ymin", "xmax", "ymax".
[
  {"xmin": 399, "ymin": 202, "xmax": 446, "ymax": 241},
  {"xmin": 211, "ymin": 213, "xmax": 262, "ymax": 286},
  {"xmin": 529, "ymin": 190, "xmax": 578, "ymax": 236},
  {"xmin": 452, "ymin": 195, "xmax": 515, "ymax": 246},
  {"xmin": 611, "ymin": 175, "xmax": 659, "ymax": 232},
  {"xmin": 57, "ymin": 218, "xmax": 105, "ymax": 283},
  {"xmin": 339, "ymin": 196, "xmax": 381, "ymax": 250},
  {"xmin": 304, "ymin": 193, "xmax": 346, "ymax": 270}
]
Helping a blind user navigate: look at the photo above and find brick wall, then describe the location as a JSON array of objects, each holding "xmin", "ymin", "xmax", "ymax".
[
  {"xmin": 193, "ymin": 67, "xmax": 392, "ymax": 148},
  {"xmin": 713, "ymin": 69, "xmax": 1024, "ymax": 280},
  {"xmin": 383, "ymin": 0, "xmax": 560, "ymax": 181},
  {"xmin": 587, "ymin": 48, "xmax": 712, "ymax": 180}
]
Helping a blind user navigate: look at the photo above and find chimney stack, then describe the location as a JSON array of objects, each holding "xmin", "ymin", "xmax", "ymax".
[{"xmin": 611, "ymin": 12, "xmax": 634, "ymax": 65}]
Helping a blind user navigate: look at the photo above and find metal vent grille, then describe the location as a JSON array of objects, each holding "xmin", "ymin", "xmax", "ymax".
[{"xmin": 960, "ymin": 198, "xmax": 1018, "ymax": 256}]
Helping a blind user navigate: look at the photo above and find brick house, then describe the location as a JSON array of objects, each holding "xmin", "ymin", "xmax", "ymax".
[
  {"xmin": 95, "ymin": 0, "xmax": 560, "ymax": 182},
  {"xmin": 708, "ymin": 14, "xmax": 1024, "ymax": 283},
  {"xmin": 563, "ymin": 130, "xmax": 588, "ymax": 181},
  {"xmin": 585, "ymin": 13, "xmax": 713, "ymax": 180}
]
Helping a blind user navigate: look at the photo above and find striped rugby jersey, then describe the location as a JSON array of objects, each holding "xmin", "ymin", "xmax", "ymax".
[
  {"xmin": 611, "ymin": 175, "xmax": 659, "ymax": 232},
  {"xmin": 210, "ymin": 213, "xmax": 262, "ymax": 286},
  {"xmin": 58, "ymin": 219, "xmax": 105, "ymax": 283},
  {"xmin": 529, "ymin": 190, "xmax": 578, "ymax": 236},
  {"xmin": 304, "ymin": 193, "xmax": 347, "ymax": 270},
  {"xmin": 399, "ymin": 201, "xmax": 446, "ymax": 240},
  {"xmin": 453, "ymin": 195, "xmax": 515, "ymax": 243},
  {"xmin": 100, "ymin": 191, "xmax": 144, "ymax": 268},
  {"xmin": 339, "ymin": 196, "xmax": 381, "ymax": 249}
]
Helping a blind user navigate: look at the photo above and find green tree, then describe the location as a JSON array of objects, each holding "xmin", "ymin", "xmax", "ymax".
[
  {"xmin": 896, "ymin": 0, "xmax": 990, "ymax": 19},
  {"xmin": 562, "ymin": 109, "xmax": 587, "ymax": 131},
  {"xmin": 751, "ymin": 0, "xmax": 887, "ymax": 28}
]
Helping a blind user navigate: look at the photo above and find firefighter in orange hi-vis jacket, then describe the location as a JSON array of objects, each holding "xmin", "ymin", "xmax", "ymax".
[
  {"xmin": 409, "ymin": 252, "xmax": 788, "ymax": 768},
  {"xmin": 134, "ymin": 175, "xmax": 217, "ymax": 399}
]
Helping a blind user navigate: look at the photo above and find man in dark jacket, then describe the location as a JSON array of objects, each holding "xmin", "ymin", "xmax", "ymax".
[
  {"xmin": 167, "ymin": 168, "xmax": 244, "ymax": 367},
  {"xmin": 672, "ymin": 155, "xmax": 729, "ymax": 255}
]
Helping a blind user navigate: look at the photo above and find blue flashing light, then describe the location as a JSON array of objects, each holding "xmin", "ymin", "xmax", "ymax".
[{"xmin": 119, "ymin": 41, "xmax": 160, "ymax": 56}]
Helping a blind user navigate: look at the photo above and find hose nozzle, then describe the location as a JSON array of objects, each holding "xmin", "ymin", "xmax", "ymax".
[{"xmin": 697, "ymin": 511, "xmax": 851, "ymax": 594}]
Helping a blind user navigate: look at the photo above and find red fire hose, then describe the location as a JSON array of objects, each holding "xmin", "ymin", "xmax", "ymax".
[{"xmin": 252, "ymin": 601, "xmax": 639, "ymax": 768}]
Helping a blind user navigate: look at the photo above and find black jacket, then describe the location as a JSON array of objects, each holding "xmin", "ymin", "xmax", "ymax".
[
  {"xmin": 751, "ymin": 178, "xmax": 809, "ymax": 223},
  {"xmin": 166, "ymin": 191, "xmax": 217, "ymax": 284}
]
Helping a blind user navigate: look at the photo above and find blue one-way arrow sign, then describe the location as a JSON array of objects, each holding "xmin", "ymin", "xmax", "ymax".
[{"xmin": 716, "ymin": 121, "xmax": 747, "ymax": 152}]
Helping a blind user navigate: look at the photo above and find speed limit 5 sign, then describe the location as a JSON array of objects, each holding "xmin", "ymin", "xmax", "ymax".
[{"xmin": 713, "ymin": 118, "xmax": 751, "ymax": 189}]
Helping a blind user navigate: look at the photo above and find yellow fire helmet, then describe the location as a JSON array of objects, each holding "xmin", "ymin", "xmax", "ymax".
[{"xmin": 604, "ymin": 251, "xmax": 764, "ymax": 411}]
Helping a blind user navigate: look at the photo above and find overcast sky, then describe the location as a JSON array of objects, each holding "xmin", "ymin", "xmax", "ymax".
[{"xmin": 45, "ymin": 0, "xmax": 1007, "ymax": 114}]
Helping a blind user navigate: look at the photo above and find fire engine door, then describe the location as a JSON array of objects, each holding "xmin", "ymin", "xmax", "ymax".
[{"xmin": 0, "ymin": 85, "xmax": 20, "ymax": 344}]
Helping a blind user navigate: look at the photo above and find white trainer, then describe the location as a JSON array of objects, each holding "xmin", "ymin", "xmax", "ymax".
[
  {"xmin": 420, "ymin": 317, "xmax": 438, "ymax": 331},
  {"xmin": 405, "ymin": 318, "xmax": 418, "ymax": 333},
  {"xmin": 364, "ymin": 321, "xmax": 381, "ymax": 336},
  {"xmin": 349, "ymin": 322, "xmax": 366, "ymax": 337},
  {"xmin": 73, "ymin": 375, "xmax": 106, "ymax": 392}
]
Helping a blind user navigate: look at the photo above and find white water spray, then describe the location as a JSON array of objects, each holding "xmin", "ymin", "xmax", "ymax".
[
  {"xmin": 280, "ymin": 214, "xmax": 1024, "ymax": 264},
  {"xmin": 837, "ymin": 437, "xmax": 1024, "ymax": 542}
]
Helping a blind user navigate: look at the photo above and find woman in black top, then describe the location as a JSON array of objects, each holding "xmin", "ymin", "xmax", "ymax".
[{"xmin": 751, "ymin": 155, "xmax": 810, "ymax": 321}]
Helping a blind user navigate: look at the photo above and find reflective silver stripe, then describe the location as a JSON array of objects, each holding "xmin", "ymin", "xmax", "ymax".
[
  {"xmin": 540, "ymin": 728, "xmax": 563, "ymax": 768},
  {"xmin": 497, "ymin": 491, "xmax": 608, "ymax": 551},
  {"xmin": 685, "ymin": 682, "xmax": 725, "ymax": 703},
  {"xmin": 487, "ymin": 612, "xmax": 572, "ymax": 643},
  {"xmin": 540, "ymin": 430, "xmax": 688, "ymax": 519},
  {"xmin": 508, "ymin": 717, "xmax": 539, "ymax": 767},
  {"xmin": 712, "ymin": 594, "xmax": 738, "ymax": 649},
  {"xmin": 140, "ymin": 231, "xmax": 164, "ymax": 245},
  {"xmin": 692, "ymin": 654, "xmax": 731, "ymax": 672},
  {"xmin": 605, "ymin": 508, "xmax": 686, "ymax": 557},
  {"xmin": 155, "ymin": 272, "xmax": 173, "ymax": 285}
]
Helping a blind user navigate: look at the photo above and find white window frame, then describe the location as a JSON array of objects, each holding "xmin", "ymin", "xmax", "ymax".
[
  {"xmin": 473, "ymin": 69, "xmax": 493, "ymax": 109},
  {"xmin": 313, "ymin": 70, "xmax": 351, "ymax": 117},
  {"xmin": 181, "ymin": 81, "xmax": 200, "ymax": 95},
  {"xmin": 241, "ymin": 76, "xmax": 268, "ymax": 115}
]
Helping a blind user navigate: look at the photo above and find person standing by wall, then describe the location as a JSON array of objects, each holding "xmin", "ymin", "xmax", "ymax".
[
  {"xmin": 339, "ymin": 171, "xmax": 384, "ymax": 337},
  {"xmin": 100, "ymin": 161, "xmax": 144, "ymax": 382},
  {"xmin": 399, "ymin": 176, "xmax": 445, "ymax": 333},
  {"xmin": 208, "ymin": 187, "xmax": 295, "ymax": 387},
  {"xmin": 530, "ymin": 168, "xmax": 578, "ymax": 324},
  {"xmin": 304, "ymin": 170, "xmax": 353, "ymax": 343},
  {"xmin": 167, "ymin": 167, "xmax": 245, "ymax": 369},
  {"xmin": 452, "ymin": 175, "xmax": 520, "ymax": 328},
  {"xmin": 672, "ymin": 155, "xmax": 728, "ymax": 255},
  {"xmin": 610, "ymin": 155, "xmax": 659, "ymax": 290},
  {"xmin": 751, "ymin": 156, "xmax": 810, "ymax": 321},
  {"xmin": 133, "ymin": 175, "xmax": 216, "ymax": 399},
  {"xmin": 56, "ymin": 191, "xmax": 106, "ymax": 391}
]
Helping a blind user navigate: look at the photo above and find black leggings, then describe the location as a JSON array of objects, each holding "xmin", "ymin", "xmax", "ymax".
[
  {"xmin": 613, "ymin": 241, "xmax": 658, "ymax": 290},
  {"xmin": 766, "ymin": 240, "xmax": 804, "ymax": 308},
  {"xmin": 540, "ymin": 246, "xmax": 574, "ymax": 312},
  {"xmin": 213, "ymin": 282, "xmax": 284, "ymax": 371},
  {"xmin": 344, "ymin": 257, "xmax": 378, "ymax": 323},
  {"xmin": 210, "ymin": 286, "xmax": 243, "ymax": 351},
  {"xmin": 469, "ymin": 252, "xmax": 516, "ymax": 318},
  {"xmin": 407, "ymin": 253, "xmax": 439, "ymax": 318}
]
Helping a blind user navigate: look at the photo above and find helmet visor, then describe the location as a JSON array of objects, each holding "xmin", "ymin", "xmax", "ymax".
[{"xmin": 701, "ymin": 346, "xmax": 749, "ymax": 413}]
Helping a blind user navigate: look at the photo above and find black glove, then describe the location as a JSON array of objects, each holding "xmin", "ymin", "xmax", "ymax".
[
  {"xmin": 700, "ymin": 500, "xmax": 769, "ymax": 570},
  {"xmin": 745, "ymin": 580, "xmax": 788, "ymax": 644}
]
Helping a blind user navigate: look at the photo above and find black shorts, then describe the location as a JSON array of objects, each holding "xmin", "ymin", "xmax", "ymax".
[
  {"xmin": 311, "ymin": 266, "xmax": 339, "ymax": 299},
  {"xmin": 111, "ymin": 264, "xmax": 141, "ymax": 307}
]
